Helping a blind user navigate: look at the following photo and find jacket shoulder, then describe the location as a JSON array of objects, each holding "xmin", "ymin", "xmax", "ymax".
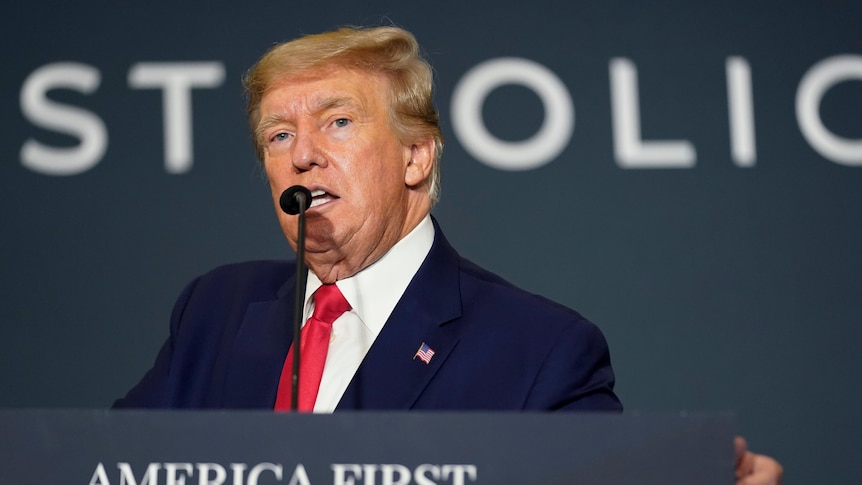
[
  {"xmin": 457, "ymin": 257, "xmax": 588, "ymax": 325},
  {"xmin": 188, "ymin": 260, "xmax": 296, "ymax": 301}
]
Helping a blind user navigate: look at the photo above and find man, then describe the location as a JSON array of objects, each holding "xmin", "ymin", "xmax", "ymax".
[
  {"xmin": 116, "ymin": 25, "xmax": 620, "ymax": 412},
  {"xmin": 115, "ymin": 26, "xmax": 781, "ymax": 484}
]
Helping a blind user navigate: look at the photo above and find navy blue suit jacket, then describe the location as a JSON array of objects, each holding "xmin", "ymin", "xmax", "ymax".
[{"xmin": 115, "ymin": 224, "xmax": 621, "ymax": 411}]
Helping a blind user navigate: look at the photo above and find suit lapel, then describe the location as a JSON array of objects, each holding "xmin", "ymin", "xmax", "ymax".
[
  {"xmin": 337, "ymin": 225, "xmax": 463, "ymax": 410},
  {"xmin": 220, "ymin": 275, "xmax": 297, "ymax": 408}
]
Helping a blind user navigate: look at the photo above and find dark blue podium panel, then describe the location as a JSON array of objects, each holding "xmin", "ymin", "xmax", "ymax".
[{"xmin": 0, "ymin": 411, "xmax": 733, "ymax": 484}]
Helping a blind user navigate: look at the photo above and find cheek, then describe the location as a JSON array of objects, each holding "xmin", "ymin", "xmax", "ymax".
[
  {"xmin": 262, "ymin": 158, "xmax": 278, "ymax": 185},
  {"xmin": 266, "ymin": 172, "xmax": 279, "ymax": 195},
  {"xmin": 267, "ymin": 176, "xmax": 285, "ymax": 210},
  {"xmin": 365, "ymin": 143, "xmax": 409, "ymax": 183},
  {"xmin": 264, "ymin": 159, "xmax": 299, "ymax": 197},
  {"xmin": 353, "ymin": 163, "xmax": 402, "ymax": 205}
]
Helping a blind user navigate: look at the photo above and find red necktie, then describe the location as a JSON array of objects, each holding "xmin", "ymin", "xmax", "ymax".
[{"xmin": 274, "ymin": 284, "xmax": 351, "ymax": 411}]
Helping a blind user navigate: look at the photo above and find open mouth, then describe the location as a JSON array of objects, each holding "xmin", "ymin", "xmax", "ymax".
[{"xmin": 309, "ymin": 189, "xmax": 337, "ymax": 208}]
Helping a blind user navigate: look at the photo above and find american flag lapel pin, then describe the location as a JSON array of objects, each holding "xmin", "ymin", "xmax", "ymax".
[{"xmin": 413, "ymin": 342, "xmax": 435, "ymax": 364}]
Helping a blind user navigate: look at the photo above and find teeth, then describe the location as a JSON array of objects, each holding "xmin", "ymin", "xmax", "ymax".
[
  {"xmin": 310, "ymin": 196, "xmax": 332, "ymax": 208},
  {"xmin": 307, "ymin": 189, "xmax": 334, "ymax": 208}
]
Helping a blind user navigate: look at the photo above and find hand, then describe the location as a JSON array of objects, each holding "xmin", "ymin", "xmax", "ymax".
[{"xmin": 735, "ymin": 436, "xmax": 783, "ymax": 485}]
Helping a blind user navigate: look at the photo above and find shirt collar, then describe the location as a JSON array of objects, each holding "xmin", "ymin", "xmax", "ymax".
[{"xmin": 304, "ymin": 215, "xmax": 435, "ymax": 336}]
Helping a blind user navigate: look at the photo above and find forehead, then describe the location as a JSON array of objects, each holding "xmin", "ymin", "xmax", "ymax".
[{"xmin": 261, "ymin": 65, "xmax": 391, "ymax": 116}]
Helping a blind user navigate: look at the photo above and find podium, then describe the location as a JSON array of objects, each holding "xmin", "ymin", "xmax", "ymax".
[{"xmin": 0, "ymin": 410, "xmax": 733, "ymax": 484}]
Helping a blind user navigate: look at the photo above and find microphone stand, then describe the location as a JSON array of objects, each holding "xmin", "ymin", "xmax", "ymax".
[
  {"xmin": 291, "ymin": 191, "xmax": 309, "ymax": 412},
  {"xmin": 279, "ymin": 185, "xmax": 312, "ymax": 412}
]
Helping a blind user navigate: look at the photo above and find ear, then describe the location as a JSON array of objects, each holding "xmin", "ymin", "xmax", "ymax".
[{"xmin": 404, "ymin": 137, "xmax": 435, "ymax": 188}]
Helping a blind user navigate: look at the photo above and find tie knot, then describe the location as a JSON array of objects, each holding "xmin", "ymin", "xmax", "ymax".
[{"xmin": 312, "ymin": 284, "xmax": 351, "ymax": 324}]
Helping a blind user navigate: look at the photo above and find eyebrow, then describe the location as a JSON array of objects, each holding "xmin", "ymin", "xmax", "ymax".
[
  {"xmin": 256, "ymin": 114, "xmax": 281, "ymax": 133},
  {"xmin": 255, "ymin": 114, "xmax": 286, "ymax": 145},
  {"xmin": 316, "ymin": 95, "xmax": 362, "ymax": 113}
]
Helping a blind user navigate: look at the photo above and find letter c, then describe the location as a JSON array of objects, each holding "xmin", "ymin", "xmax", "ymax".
[{"xmin": 796, "ymin": 54, "xmax": 862, "ymax": 166}]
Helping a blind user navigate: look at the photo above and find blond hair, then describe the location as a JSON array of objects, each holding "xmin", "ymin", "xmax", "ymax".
[{"xmin": 243, "ymin": 26, "xmax": 443, "ymax": 203}]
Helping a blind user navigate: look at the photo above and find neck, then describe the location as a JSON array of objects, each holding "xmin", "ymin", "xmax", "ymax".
[{"xmin": 306, "ymin": 205, "xmax": 430, "ymax": 284}]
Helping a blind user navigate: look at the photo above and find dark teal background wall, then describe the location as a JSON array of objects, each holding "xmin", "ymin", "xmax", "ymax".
[{"xmin": 2, "ymin": 1, "xmax": 860, "ymax": 483}]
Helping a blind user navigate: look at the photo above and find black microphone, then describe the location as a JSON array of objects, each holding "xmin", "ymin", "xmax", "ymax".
[
  {"xmin": 279, "ymin": 185, "xmax": 312, "ymax": 411},
  {"xmin": 279, "ymin": 185, "xmax": 312, "ymax": 215}
]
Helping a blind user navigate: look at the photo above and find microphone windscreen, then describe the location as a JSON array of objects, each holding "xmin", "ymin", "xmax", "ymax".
[{"xmin": 279, "ymin": 185, "xmax": 313, "ymax": 215}]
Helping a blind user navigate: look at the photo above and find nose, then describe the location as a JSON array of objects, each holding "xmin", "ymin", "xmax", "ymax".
[{"xmin": 291, "ymin": 131, "xmax": 326, "ymax": 172}]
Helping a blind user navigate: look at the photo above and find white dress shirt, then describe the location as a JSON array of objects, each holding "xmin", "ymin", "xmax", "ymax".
[{"xmin": 301, "ymin": 215, "xmax": 435, "ymax": 413}]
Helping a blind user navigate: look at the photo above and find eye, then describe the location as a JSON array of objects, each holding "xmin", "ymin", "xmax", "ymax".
[
  {"xmin": 272, "ymin": 132, "xmax": 291, "ymax": 142},
  {"xmin": 333, "ymin": 118, "xmax": 350, "ymax": 128}
]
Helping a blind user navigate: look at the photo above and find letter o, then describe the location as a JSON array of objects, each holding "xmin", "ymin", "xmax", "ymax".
[
  {"xmin": 451, "ymin": 57, "xmax": 574, "ymax": 171},
  {"xmin": 796, "ymin": 55, "xmax": 862, "ymax": 166}
]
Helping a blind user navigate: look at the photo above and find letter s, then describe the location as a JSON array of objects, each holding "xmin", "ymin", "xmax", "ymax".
[
  {"xmin": 414, "ymin": 464, "xmax": 440, "ymax": 485},
  {"xmin": 20, "ymin": 62, "xmax": 108, "ymax": 175}
]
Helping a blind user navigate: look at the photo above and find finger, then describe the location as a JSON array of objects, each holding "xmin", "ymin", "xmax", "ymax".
[
  {"xmin": 735, "ymin": 436, "xmax": 747, "ymax": 465},
  {"xmin": 734, "ymin": 437, "xmax": 754, "ymax": 479}
]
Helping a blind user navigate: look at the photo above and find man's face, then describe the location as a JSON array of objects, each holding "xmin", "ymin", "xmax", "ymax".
[{"xmin": 257, "ymin": 65, "xmax": 433, "ymax": 283}]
